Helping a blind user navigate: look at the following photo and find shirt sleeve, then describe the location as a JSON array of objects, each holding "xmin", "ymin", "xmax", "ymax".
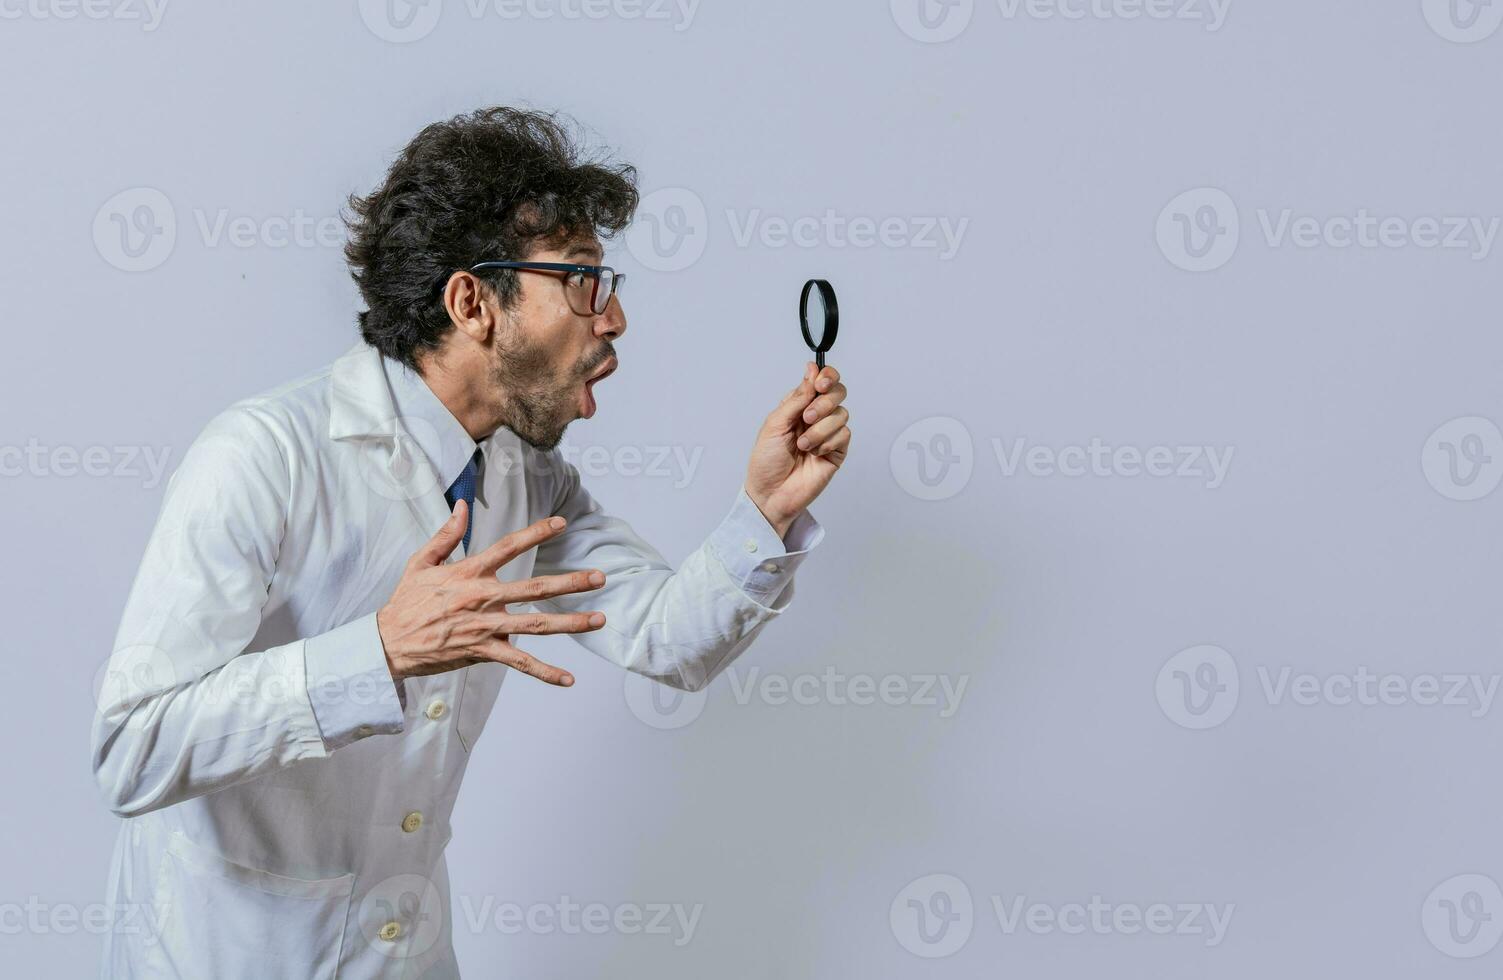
[
  {"xmin": 90, "ymin": 407, "xmax": 405, "ymax": 819},
  {"xmin": 706, "ymin": 486, "xmax": 824, "ymax": 605},
  {"xmin": 525, "ymin": 455, "xmax": 825, "ymax": 692}
]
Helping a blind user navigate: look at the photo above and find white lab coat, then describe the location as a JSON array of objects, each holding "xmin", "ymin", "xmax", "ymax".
[{"xmin": 91, "ymin": 343, "xmax": 822, "ymax": 978}]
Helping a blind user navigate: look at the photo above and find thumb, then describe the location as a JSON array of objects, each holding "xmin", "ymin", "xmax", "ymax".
[
  {"xmin": 769, "ymin": 362, "xmax": 817, "ymax": 428},
  {"xmin": 412, "ymin": 498, "xmax": 469, "ymax": 567}
]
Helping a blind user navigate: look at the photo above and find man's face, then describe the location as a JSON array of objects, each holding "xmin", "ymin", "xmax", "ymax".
[{"xmin": 485, "ymin": 237, "xmax": 625, "ymax": 451}]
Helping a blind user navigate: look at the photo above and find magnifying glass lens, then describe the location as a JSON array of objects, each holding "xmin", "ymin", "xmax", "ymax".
[
  {"xmin": 807, "ymin": 290, "xmax": 827, "ymax": 337},
  {"xmin": 799, "ymin": 278, "xmax": 839, "ymax": 368}
]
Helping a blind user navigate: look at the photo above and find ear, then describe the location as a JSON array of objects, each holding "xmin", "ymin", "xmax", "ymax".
[{"xmin": 441, "ymin": 270, "xmax": 500, "ymax": 344}]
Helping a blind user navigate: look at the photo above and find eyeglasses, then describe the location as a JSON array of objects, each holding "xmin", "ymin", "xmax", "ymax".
[{"xmin": 469, "ymin": 261, "xmax": 625, "ymax": 317}]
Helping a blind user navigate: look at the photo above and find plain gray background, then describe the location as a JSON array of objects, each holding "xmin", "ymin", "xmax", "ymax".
[{"xmin": 5, "ymin": 0, "xmax": 1503, "ymax": 975}]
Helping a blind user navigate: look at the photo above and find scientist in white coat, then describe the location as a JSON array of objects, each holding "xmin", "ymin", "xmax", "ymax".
[{"xmin": 90, "ymin": 107, "xmax": 851, "ymax": 978}]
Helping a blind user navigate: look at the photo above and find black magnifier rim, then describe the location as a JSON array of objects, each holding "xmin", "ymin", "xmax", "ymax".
[{"xmin": 799, "ymin": 278, "xmax": 839, "ymax": 353}]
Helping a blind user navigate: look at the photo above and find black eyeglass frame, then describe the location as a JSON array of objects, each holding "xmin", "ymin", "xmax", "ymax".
[{"xmin": 468, "ymin": 261, "xmax": 625, "ymax": 316}]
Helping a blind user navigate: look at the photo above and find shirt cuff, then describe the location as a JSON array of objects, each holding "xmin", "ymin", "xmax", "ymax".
[
  {"xmin": 710, "ymin": 487, "xmax": 826, "ymax": 605},
  {"xmin": 303, "ymin": 612, "xmax": 406, "ymax": 751}
]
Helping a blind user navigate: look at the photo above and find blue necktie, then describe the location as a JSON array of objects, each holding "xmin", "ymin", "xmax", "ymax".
[{"xmin": 444, "ymin": 448, "xmax": 483, "ymax": 553}]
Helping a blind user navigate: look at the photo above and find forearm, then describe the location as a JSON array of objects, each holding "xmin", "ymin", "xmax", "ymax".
[
  {"xmin": 91, "ymin": 615, "xmax": 403, "ymax": 818},
  {"xmin": 530, "ymin": 487, "xmax": 824, "ymax": 691}
]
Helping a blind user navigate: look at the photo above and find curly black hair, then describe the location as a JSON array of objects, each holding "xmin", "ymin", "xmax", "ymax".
[{"xmin": 344, "ymin": 107, "xmax": 639, "ymax": 369}]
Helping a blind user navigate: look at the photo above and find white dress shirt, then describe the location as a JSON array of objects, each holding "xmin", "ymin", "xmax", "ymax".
[{"xmin": 91, "ymin": 344, "xmax": 823, "ymax": 979}]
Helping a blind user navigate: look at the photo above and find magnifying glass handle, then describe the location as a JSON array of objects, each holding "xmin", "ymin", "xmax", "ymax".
[{"xmin": 815, "ymin": 351, "xmax": 825, "ymax": 370}]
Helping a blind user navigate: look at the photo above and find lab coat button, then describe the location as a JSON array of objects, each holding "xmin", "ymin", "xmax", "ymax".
[
  {"xmin": 425, "ymin": 700, "xmax": 448, "ymax": 721},
  {"xmin": 378, "ymin": 921, "xmax": 401, "ymax": 942},
  {"xmin": 402, "ymin": 811, "xmax": 424, "ymax": 833}
]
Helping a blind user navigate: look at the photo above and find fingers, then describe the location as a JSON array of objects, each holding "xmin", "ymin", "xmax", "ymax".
[
  {"xmin": 466, "ymin": 515, "xmax": 568, "ymax": 575},
  {"xmin": 801, "ymin": 380, "xmax": 847, "ymax": 426},
  {"xmin": 796, "ymin": 406, "xmax": 850, "ymax": 452},
  {"xmin": 810, "ymin": 424, "xmax": 852, "ymax": 460},
  {"xmin": 483, "ymin": 569, "xmax": 606, "ymax": 607},
  {"xmin": 411, "ymin": 499, "xmax": 470, "ymax": 567},
  {"xmin": 473, "ymin": 638, "xmax": 575, "ymax": 687},
  {"xmin": 491, "ymin": 609, "xmax": 607, "ymax": 636}
]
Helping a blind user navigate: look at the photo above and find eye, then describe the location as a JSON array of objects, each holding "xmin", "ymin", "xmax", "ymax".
[{"xmin": 565, "ymin": 271, "xmax": 588, "ymax": 289}]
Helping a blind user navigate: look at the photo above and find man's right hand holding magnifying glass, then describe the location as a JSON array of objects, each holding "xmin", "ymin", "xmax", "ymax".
[{"xmin": 743, "ymin": 361, "xmax": 850, "ymax": 539}]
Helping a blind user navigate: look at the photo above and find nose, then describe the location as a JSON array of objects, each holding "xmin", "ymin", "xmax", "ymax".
[{"xmin": 593, "ymin": 294, "xmax": 626, "ymax": 341}]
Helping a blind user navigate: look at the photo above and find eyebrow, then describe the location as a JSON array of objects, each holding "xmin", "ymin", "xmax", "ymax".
[{"xmin": 565, "ymin": 243, "xmax": 604, "ymax": 261}]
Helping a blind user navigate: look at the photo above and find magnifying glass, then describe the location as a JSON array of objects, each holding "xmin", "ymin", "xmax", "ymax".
[{"xmin": 799, "ymin": 279, "xmax": 839, "ymax": 370}]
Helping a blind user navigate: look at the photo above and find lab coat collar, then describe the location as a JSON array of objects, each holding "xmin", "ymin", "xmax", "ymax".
[
  {"xmin": 383, "ymin": 354, "xmax": 481, "ymax": 498},
  {"xmin": 329, "ymin": 343, "xmax": 483, "ymax": 486},
  {"xmin": 329, "ymin": 343, "xmax": 401, "ymax": 442},
  {"xmin": 328, "ymin": 343, "xmax": 527, "ymax": 558}
]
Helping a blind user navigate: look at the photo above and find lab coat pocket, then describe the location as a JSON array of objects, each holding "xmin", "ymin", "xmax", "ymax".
[
  {"xmin": 455, "ymin": 661, "xmax": 505, "ymax": 752},
  {"xmin": 149, "ymin": 832, "xmax": 355, "ymax": 979}
]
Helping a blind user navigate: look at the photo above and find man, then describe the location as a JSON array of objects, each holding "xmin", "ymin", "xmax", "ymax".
[{"xmin": 91, "ymin": 107, "xmax": 850, "ymax": 978}]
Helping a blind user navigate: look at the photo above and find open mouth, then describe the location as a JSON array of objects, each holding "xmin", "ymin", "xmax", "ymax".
[{"xmin": 581, "ymin": 356, "xmax": 618, "ymax": 419}]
